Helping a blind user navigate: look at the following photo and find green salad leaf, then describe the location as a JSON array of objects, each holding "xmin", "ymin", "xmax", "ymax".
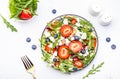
[
  {"xmin": 52, "ymin": 33, "xmax": 61, "ymax": 48},
  {"xmin": 59, "ymin": 59, "xmax": 74, "ymax": 73},
  {"xmin": 80, "ymin": 19, "xmax": 93, "ymax": 28},
  {"xmin": 0, "ymin": 14, "xmax": 17, "ymax": 32},
  {"xmin": 41, "ymin": 47, "xmax": 52, "ymax": 62},
  {"xmin": 83, "ymin": 52, "xmax": 95, "ymax": 66}
]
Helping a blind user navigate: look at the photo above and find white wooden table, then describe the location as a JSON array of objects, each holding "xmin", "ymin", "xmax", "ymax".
[{"xmin": 0, "ymin": 0, "xmax": 120, "ymax": 79}]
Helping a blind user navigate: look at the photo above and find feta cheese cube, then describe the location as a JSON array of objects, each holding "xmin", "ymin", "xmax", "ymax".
[
  {"xmin": 63, "ymin": 19, "xmax": 68, "ymax": 24},
  {"xmin": 76, "ymin": 18, "xmax": 80, "ymax": 22},
  {"xmin": 53, "ymin": 51, "xmax": 57, "ymax": 56},
  {"xmin": 58, "ymin": 40, "xmax": 62, "ymax": 46},
  {"xmin": 48, "ymin": 43, "xmax": 53, "ymax": 48},
  {"xmin": 71, "ymin": 37, "xmax": 74, "ymax": 40},
  {"xmin": 75, "ymin": 23, "xmax": 81, "ymax": 26},
  {"xmin": 81, "ymin": 33, "xmax": 87, "ymax": 39},
  {"xmin": 69, "ymin": 68, "xmax": 73, "ymax": 71},
  {"xmin": 49, "ymin": 36, "xmax": 55, "ymax": 42},
  {"xmin": 65, "ymin": 39, "xmax": 70, "ymax": 45},
  {"xmin": 44, "ymin": 31, "xmax": 50, "ymax": 37}
]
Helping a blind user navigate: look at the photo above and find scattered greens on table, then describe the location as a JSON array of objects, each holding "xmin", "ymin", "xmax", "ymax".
[
  {"xmin": 82, "ymin": 62, "xmax": 104, "ymax": 79},
  {"xmin": 0, "ymin": 14, "xmax": 17, "ymax": 32},
  {"xmin": 40, "ymin": 14, "xmax": 98, "ymax": 73}
]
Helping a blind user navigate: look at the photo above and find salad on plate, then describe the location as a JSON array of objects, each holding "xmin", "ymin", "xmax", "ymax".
[
  {"xmin": 9, "ymin": 0, "xmax": 38, "ymax": 20},
  {"xmin": 40, "ymin": 14, "xmax": 98, "ymax": 73}
]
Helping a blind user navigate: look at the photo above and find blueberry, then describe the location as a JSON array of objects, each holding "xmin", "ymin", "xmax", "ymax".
[
  {"xmin": 73, "ymin": 68, "xmax": 78, "ymax": 72},
  {"xmin": 111, "ymin": 44, "xmax": 116, "ymax": 50},
  {"xmin": 106, "ymin": 37, "xmax": 111, "ymax": 42},
  {"xmin": 32, "ymin": 45, "xmax": 37, "ymax": 50},
  {"xmin": 54, "ymin": 34, "xmax": 58, "ymax": 38},
  {"xmin": 74, "ymin": 36, "xmax": 80, "ymax": 40},
  {"xmin": 53, "ymin": 58, "xmax": 57, "ymax": 62},
  {"xmin": 26, "ymin": 37, "xmax": 31, "ymax": 42},
  {"xmin": 52, "ymin": 9, "xmax": 57, "ymax": 14},
  {"xmin": 81, "ymin": 49, "xmax": 86, "ymax": 54},
  {"xmin": 46, "ymin": 37, "xmax": 50, "ymax": 42}
]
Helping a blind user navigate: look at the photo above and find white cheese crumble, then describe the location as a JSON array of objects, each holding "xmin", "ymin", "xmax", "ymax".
[
  {"xmin": 76, "ymin": 18, "xmax": 80, "ymax": 22},
  {"xmin": 58, "ymin": 40, "xmax": 63, "ymax": 46},
  {"xmin": 51, "ymin": 51, "xmax": 57, "ymax": 61},
  {"xmin": 63, "ymin": 19, "xmax": 68, "ymax": 24},
  {"xmin": 71, "ymin": 37, "xmax": 74, "ymax": 40},
  {"xmin": 75, "ymin": 33, "xmax": 80, "ymax": 37},
  {"xmin": 83, "ymin": 50, "xmax": 89, "ymax": 56},
  {"xmin": 53, "ymin": 51, "xmax": 57, "ymax": 56},
  {"xmin": 48, "ymin": 43, "xmax": 53, "ymax": 48},
  {"xmin": 75, "ymin": 23, "xmax": 81, "ymax": 26},
  {"xmin": 65, "ymin": 39, "xmax": 70, "ymax": 45},
  {"xmin": 60, "ymin": 36, "xmax": 65, "ymax": 40},
  {"xmin": 91, "ymin": 32, "xmax": 96, "ymax": 37},
  {"xmin": 44, "ymin": 31, "xmax": 50, "ymax": 37},
  {"xmin": 69, "ymin": 68, "xmax": 73, "ymax": 71},
  {"xmin": 49, "ymin": 36, "xmax": 55, "ymax": 42},
  {"xmin": 81, "ymin": 33, "xmax": 87, "ymax": 39}
]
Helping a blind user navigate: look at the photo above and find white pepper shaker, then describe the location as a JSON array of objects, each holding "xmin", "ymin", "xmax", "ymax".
[
  {"xmin": 89, "ymin": 3, "xmax": 102, "ymax": 16},
  {"xmin": 99, "ymin": 12, "xmax": 112, "ymax": 26}
]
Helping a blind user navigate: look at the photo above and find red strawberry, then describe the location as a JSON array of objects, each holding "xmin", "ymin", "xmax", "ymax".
[
  {"xmin": 60, "ymin": 25, "xmax": 73, "ymax": 37},
  {"xmin": 58, "ymin": 45, "xmax": 70, "ymax": 59},
  {"xmin": 69, "ymin": 40, "xmax": 82, "ymax": 53},
  {"xmin": 45, "ymin": 44, "xmax": 56, "ymax": 54},
  {"xmin": 74, "ymin": 60, "xmax": 83, "ymax": 68},
  {"xmin": 71, "ymin": 18, "xmax": 77, "ymax": 24},
  {"xmin": 19, "ymin": 8, "xmax": 32, "ymax": 20}
]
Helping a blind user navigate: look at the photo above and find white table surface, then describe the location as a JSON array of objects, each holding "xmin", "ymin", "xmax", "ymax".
[{"xmin": 0, "ymin": 0, "xmax": 120, "ymax": 79}]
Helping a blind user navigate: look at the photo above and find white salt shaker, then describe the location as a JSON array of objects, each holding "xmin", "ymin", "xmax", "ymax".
[{"xmin": 89, "ymin": 3, "xmax": 102, "ymax": 16}]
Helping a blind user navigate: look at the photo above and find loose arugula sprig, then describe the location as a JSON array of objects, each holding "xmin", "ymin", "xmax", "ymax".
[
  {"xmin": 0, "ymin": 14, "xmax": 17, "ymax": 32},
  {"xmin": 82, "ymin": 62, "xmax": 104, "ymax": 79}
]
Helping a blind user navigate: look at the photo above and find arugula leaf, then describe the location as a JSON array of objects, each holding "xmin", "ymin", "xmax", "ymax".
[
  {"xmin": 0, "ymin": 14, "xmax": 17, "ymax": 32},
  {"xmin": 40, "ymin": 36, "xmax": 46, "ymax": 46},
  {"xmin": 82, "ymin": 62, "xmax": 104, "ymax": 79},
  {"xmin": 59, "ymin": 59, "xmax": 74, "ymax": 73},
  {"xmin": 54, "ymin": 21, "xmax": 63, "ymax": 29},
  {"xmin": 80, "ymin": 19, "xmax": 93, "ymax": 28},
  {"xmin": 41, "ymin": 47, "xmax": 52, "ymax": 62},
  {"xmin": 83, "ymin": 52, "xmax": 95, "ymax": 66},
  {"xmin": 52, "ymin": 33, "xmax": 61, "ymax": 48}
]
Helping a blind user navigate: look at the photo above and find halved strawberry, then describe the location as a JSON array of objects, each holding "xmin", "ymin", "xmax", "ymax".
[
  {"xmin": 45, "ymin": 44, "xmax": 56, "ymax": 54},
  {"xmin": 60, "ymin": 25, "xmax": 73, "ymax": 37},
  {"xmin": 71, "ymin": 18, "xmax": 77, "ymax": 24},
  {"xmin": 69, "ymin": 41, "xmax": 82, "ymax": 53},
  {"xmin": 74, "ymin": 60, "xmax": 83, "ymax": 68},
  {"xmin": 19, "ymin": 8, "xmax": 32, "ymax": 20},
  {"xmin": 58, "ymin": 45, "xmax": 70, "ymax": 59}
]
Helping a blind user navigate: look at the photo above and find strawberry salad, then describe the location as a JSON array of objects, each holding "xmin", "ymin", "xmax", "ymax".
[
  {"xmin": 9, "ymin": 0, "xmax": 38, "ymax": 20},
  {"xmin": 41, "ymin": 14, "xmax": 98, "ymax": 73}
]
